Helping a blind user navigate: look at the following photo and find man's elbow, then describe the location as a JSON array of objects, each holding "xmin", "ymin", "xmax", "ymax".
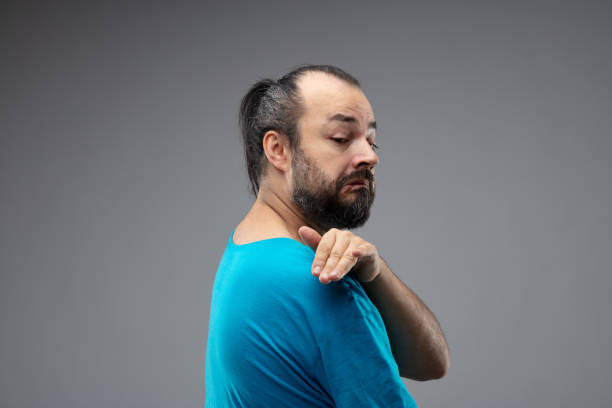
[
  {"xmin": 400, "ymin": 354, "xmax": 450, "ymax": 381},
  {"xmin": 421, "ymin": 357, "xmax": 450, "ymax": 380}
]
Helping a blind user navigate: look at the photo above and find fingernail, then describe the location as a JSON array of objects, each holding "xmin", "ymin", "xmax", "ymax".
[{"xmin": 313, "ymin": 266, "xmax": 321, "ymax": 275}]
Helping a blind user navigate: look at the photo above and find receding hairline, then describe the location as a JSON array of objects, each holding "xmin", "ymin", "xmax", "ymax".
[
  {"xmin": 293, "ymin": 69, "xmax": 362, "ymax": 93},
  {"xmin": 294, "ymin": 70, "xmax": 369, "ymax": 113},
  {"xmin": 295, "ymin": 70, "xmax": 374, "ymax": 126}
]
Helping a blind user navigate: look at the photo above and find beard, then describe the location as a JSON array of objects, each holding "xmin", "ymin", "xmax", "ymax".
[{"xmin": 290, "ymin": 144, "xmax": 375, "ymax": 232}]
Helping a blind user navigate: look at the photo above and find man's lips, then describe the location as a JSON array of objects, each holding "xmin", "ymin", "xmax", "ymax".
[
  {"xmin": 343, "ymin": 179, "xmax": 370, "ymax": 191},
  {"xmin": 346, "ymin": 179, "xmax": 368, "ymax": 186}
]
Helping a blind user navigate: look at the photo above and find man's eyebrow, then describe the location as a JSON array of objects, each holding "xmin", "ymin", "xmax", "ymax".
[{"xmin": 328, "ymin": 113, "xmax": 377, "ymax": 130}]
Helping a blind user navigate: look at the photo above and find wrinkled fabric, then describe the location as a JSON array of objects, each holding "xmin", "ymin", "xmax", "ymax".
[{"xmin": 204, "ymin": 228, "xmax": 417, "ymax": 408}]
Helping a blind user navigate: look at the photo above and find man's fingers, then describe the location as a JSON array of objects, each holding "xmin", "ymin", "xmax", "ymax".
[
  {"xmin": 319, "ymin": 231, "xmax": 351, "ymax": 283},
  {"xmin": 311, "ymin": 229, "xmax": 337, "ymax": 276},
  {"xmin": 329, "ymin": 245, "xmax": 361, "ymax": 281},
  {"xmin": 298, "ymin": 226, "xmax": 321, "ymax": 251}
]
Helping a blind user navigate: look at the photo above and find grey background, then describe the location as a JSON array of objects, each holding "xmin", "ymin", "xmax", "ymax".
[{"xmin": 1, "ymin": 1, "xmax": 610, "ymax": 407}]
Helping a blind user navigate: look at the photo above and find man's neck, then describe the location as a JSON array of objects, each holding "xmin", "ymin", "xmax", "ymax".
[{"xmin": 242, "ymin": 187, "xmax": 324, "ymax": 242}]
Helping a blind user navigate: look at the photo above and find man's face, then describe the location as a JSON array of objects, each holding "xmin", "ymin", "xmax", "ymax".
[{"xmin": 289, "ymin": 72, "xmax": 379, "ymax": 231}]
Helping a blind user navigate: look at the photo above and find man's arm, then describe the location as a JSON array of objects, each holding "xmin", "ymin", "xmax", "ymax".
[
  {"xmin": 359, "ymin": 255, "xmax": 450, "ymax": 381},
  {"xmin": 297, "ymin": 225, "xmax": 449, "ymax": 381}
]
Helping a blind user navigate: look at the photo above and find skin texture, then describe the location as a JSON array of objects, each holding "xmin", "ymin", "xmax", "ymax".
[{"xmin": 234, "ymin": 71, "xmax": 450, "ymax": 380}]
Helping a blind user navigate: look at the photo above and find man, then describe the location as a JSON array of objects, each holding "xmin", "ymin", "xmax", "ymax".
[{"xmin": 205, "ymin": 65, "xmax": 450, "ymax": 407}]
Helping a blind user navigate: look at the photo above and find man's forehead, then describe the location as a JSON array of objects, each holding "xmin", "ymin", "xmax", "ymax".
[{"xmin": 297, "ymin": 72, "xmax": 375, "ymax": 126}]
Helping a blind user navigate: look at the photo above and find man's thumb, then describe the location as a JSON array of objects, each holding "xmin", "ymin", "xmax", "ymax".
[{"xmin": 298, "ymin": 226, "xmax": 321, "ymax": 251}]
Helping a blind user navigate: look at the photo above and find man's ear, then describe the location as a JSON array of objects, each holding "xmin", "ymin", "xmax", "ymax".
[{"xmin": 262, "ymin": 130, "xmax": 291, "ymax": 172}]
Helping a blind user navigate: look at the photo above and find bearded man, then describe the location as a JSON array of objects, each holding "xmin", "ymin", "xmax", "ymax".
[{"xmin": 205, "ymin": 64, "xmax": 450, "ymax": 408}]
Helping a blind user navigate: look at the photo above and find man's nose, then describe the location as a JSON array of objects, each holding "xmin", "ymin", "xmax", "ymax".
[{"xmin": 353, "ymin": 137, "xmax": 379, "ymax": 169}]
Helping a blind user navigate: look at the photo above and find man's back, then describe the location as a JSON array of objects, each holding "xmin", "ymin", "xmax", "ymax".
[{"xmin": 204, "ymin": 228, "xmax": 417, "ymax": 408}]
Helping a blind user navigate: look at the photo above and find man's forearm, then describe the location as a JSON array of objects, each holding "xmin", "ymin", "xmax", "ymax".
[{"xmin": 359, "ymin": 255, "xmax": 450, "ymax": 380}]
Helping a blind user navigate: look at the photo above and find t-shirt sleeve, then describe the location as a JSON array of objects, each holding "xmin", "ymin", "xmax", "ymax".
[{"xmin": 310, "ymin": 275, "xmax": 418, "ymax": 408}]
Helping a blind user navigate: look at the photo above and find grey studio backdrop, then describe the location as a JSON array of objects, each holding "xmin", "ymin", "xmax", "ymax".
[{"xmin": 1, "ymin": 1, "xmax": 610, "ymax": 407}]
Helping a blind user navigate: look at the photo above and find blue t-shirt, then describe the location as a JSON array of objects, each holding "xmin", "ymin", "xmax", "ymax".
[{"xmin": 204, "ymin": 228, "xmax": 417, "ymax": 408}]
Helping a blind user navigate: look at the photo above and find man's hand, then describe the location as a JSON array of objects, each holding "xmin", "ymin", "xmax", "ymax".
[
  {"xmin": 298, "ymin": 226, "xmax": 381, "ymax": 284},
  {"xmin": 299, "ymin": 226, "xmax": 450, "ymax": 379}
]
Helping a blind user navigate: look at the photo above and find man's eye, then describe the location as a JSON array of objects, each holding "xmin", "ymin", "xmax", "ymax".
[{"xmin": 333, "ymin": 138, "xmax": 380, "ymax": 150}]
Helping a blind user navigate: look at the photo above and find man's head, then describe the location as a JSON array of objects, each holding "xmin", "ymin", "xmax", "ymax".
[{"xmin": 238, "ymin": 64, "xmax": 379, "ymax": 231}]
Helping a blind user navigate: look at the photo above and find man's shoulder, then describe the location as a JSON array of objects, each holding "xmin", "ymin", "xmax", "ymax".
[{"xmin": 220, "ymin": 236, "xmax": 361, "ymax": 309}]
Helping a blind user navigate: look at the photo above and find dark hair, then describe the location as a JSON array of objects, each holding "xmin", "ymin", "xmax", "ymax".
[{"xmin": 238, "ymin": 64, "xmax": 361, "ymax": 197}]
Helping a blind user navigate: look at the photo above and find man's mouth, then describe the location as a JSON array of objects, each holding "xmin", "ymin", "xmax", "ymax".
[
  {"xmin": 346, "ymin": 179, "xmax": 367, "ymax": 186},
  {"xmin": 343, "ymin": 179, "xmax": 369, "ymax": 191}
]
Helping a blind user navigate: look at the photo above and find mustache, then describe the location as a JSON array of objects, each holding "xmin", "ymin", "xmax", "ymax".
[{"xmin": 340, "ymin": 169, "xmax": 374, "ymax": 187}]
